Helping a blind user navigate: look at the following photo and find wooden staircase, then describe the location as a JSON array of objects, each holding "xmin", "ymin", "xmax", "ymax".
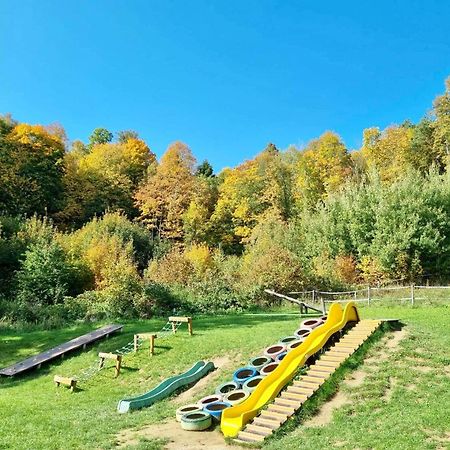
[{"xmin": 235, "ymin": 319, "xmax": 382, "ymax": 444}]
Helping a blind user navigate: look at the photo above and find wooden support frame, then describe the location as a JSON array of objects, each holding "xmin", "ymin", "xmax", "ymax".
[
  {"xmin": 134, "ymin": 333, "xmax": 157, "ymax": 356},
  {"xmin": 168, "ymin": 316, "xmax": 193, "ymax": 335},
  {"xmin": 98, "ymin": 352, "xmax": 122, "ymax": 378},
  {"xmin": 54, "ymin": 375, "xmax": 77, "ymax": 392}
]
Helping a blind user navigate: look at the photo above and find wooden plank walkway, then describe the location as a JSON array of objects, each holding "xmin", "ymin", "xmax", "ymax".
[
  {"xmin": 235, "ymin": 319, "xmax": 382, "ymax": 443},
  {"xmin": 0, "ymin": 324, "xmax": 123, "ymax": 377}
]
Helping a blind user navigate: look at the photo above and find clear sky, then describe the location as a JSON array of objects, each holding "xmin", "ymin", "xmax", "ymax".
[{"xmin": 1, "ymin": 1, "xmax": 450, "ymax": 171}]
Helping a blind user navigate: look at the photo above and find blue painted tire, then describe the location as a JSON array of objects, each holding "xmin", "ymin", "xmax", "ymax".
[
  {"xmin": 260, "ymin": 361, "xmax": 280, "ymax": 376},
  {"xmin": 242, "ymin": 375, "xmax": 264, "ymax": 393},
  {"xmin": 176, "ymin": 404, "xmax": 202, "ymax": 422},
  {"xmin": 248, "ymin": 356, "xmax": 271, "ymax": 371},
  {"xmin": 223, "ymin": 389, "xmax": 249, "ymax": 405},
  {"xmin": 180, "ymin": 411, "xmax": 212, "ymax": 431},
  {"xmin": 279, "ymin": 336, "xmax": 298, "ymax": 345},
  {"xmin": 264, "ymin": 344, "xmax": 286, "ymax": 360},
  {"xmin": 215, "ymin": 381, "xmax": 239, "ymax": 396},
  {"xmin": 197, "ymin": 394, "xmax": 222, "ymax": 408},
  {"xmin": 203, "ymin": 401, "xmax": 230, "ymax": 422},
  {"xmin": 233, "ymin": 367, "xmax": 258, "ymax": 386},
  {"xmin": 276, "ymin": 352, "xmax": 287, "ymax": 361}
]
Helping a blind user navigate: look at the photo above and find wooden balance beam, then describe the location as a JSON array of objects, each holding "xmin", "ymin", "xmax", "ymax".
[
  {"xmin": 168, "ymin": 316, "xmax": 193, "ymax": 335},
  {"xmin": 54, "ymin": 375, "xmax": 77, "ymax": 392},
  {"xmin": 98, "ymin": 352, "xmax": 122, "ymax": 378}
]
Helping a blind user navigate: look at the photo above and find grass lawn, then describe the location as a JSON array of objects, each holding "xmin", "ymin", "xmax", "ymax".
[{"xmin": 0, "ymin": 305, "xmax": 449, "ymax": 450}]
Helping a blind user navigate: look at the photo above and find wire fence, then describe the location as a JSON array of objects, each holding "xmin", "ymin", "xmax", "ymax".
[{"xmin": 286, "ymin": 284, "xmax": 450, "ymax": 312}]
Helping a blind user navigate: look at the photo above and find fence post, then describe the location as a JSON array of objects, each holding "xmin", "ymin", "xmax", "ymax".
[
  {"xmin": 320, "ymin": 295, "xmax": 326, "ymax": 315},
  {"xmin": 367, "ymin": 286, "xmax": 371, "ymax": 306},
  {"xmin": 411, "ymin": 284, "xmax": 415, "ymax": 306},
  {"xmin": 312, "ymin": 289, "xmax": 316, "ymax": 303}
]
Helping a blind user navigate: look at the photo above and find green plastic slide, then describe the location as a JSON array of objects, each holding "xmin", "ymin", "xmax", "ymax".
[{"xmin": 117, "ymin": 360, "xmax": 215, "ymax": 413}]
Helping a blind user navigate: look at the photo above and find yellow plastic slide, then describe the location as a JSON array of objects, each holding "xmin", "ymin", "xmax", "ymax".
[{"xmin": 221, "ymin": 302, "xmax": 359, "ymax": 437}]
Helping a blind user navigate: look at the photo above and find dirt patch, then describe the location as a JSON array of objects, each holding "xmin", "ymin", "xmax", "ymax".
[
  {"xmin": 415, "ymin": 366, "xmax": 433, "ymax": 374},
  {"xmin": 303, "ymin": 390, "xmax": 349, "ymax": 427},
  {"xmin": 344, "ymin": 369, "xmax": 367, "ymax": 388},
  {"xmin": 175, "ymin": 356, "xmax": 231, "ymax": 404},
  {"xmin": 116, "ymin": 421, "xmax": 239, "ymax": 449},
  {"xmin": 385, "ymin": 329, "xmax": 407, "ymax": 349},
  {"xmin": 382, "ymin": 377, "xmax": 397, "ymax": 402}
]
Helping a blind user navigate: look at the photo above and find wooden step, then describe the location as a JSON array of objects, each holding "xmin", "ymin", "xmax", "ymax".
[
  {"xmin": 300, "ymin": 375, "xmax": 324, "ymax": 385},
  {"xmin": 315, "ymin": 360, "xmax": 340, "ymax": 368},
  {"xmin": 246, "ymin": 424, "xmax": 273, "ymax": 436},
  {"xmin": 307, "ymin": 369, "xmax": 332, "ymax": 379},
  {"xmin": 287, "ymin": 386, "xmax": 315, "ymax": 396},
  {"xmin": 310, "ymin": 366, "xmax": 336, "ymax": 375},
  {"xmin": 321, "ymin": 354, "xmax": 347, "ymax": 362},
  {"xmin": 253, "ymin": 417, "xmax": 280, "ymax": 429},
  {"xmin": 274, "ymin": 397, "xmax": 299, "ymax": 408},
  {"xmin": 237, "ymin": 431, "xmax": 265, "ymax": 443},
  {"xmin": 259, "ymin": 410, "xmax": 288, "ymax": 422},
  {"xmin": 267, "ymin": 404, "xmax": 295, "ymax": 416},
  {"xmin": 281, "ymin": 392, "xmax": 308, "ymax": 402}
]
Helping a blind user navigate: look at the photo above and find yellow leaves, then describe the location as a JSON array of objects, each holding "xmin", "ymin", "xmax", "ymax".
[
  {"xmin": 361, "ymin": 125, "xmax": 414, "ymax": 182},
  {"xmin": 9, "ymin": 123, "xmax": 65, "ymax": 155},
  {"xmin": 185, "ymin": 244, "xmax": 214, "ymax": 275}
]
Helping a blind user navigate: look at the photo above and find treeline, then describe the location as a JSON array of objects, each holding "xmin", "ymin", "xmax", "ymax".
[{"xmin": 0, "ymin": 77, "xmax": 449, "ymax": 324}]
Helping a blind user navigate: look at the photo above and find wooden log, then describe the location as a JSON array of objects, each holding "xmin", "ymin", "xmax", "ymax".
[{"xmin": 54, "ymin": 375, "xmax": 77, "ymax": 392}]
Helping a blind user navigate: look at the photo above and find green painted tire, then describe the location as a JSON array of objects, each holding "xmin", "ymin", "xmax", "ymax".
[
  {"xmin": 223, "ymin": 389, "xmax": 249, "ymax": 405},
  {"xmin": 197, "ymin": 394, "xmax": 222, "ymax": 408},
  {"xmin": 279, "ymin": 335, "xmax": 298, "ymax": 345},
  {"xmin": 248, "ymin": 355, "xmax": 271, "ymax": 371},
  {"xmin": 215, "ymin": 381, "xmax": 239, "ymax": 395},
  {"xmin": 176, "ymin": 404, "xmax": 202, "ymax": 422},
  {"xmin": 180, "ymin": 411, "xmax": 212, "ymax": 431},
  {"xmin": 242, "ymin": 375, "xmax": 264, "ymax": 393}
]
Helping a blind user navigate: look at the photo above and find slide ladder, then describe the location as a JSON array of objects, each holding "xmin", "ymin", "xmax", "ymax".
[{"xmin": 235, "ymin": 319, "xmax": 382, "ymax": 444}]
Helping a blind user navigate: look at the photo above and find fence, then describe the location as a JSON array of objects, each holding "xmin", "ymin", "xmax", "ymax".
[{"xmin": 287, "ymin": 284, "xmax": 450, "ymax": 309}]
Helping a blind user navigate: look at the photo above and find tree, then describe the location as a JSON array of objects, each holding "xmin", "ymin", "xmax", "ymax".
[
  {"xmin": 0, "ymin": 122, "xmax": 66, "ymax": 216},
  {"xmin": 294, "ymin": 131, "xmax": 352, "ymax": 208},
  {"xmin": 117, "ymin": 130, "xmax": 139, "ymax": 143},
  {"xmin": 135, "ymin": 141, "xmax": 196, "ymax": 239},
  {"xmin": 432, "ymin": 77, "xmax": 450, "ymax": 165},
  {"xmin": 196, "ymin": 160, "xmax": 214, "ymax": 177},
  {"xmin": 88, "ymin": 128, "xmax": 113, "ymax": 148}
]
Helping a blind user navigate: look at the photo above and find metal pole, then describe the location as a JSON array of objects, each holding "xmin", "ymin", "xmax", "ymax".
[
  {"xmin": 320, "ymin": 295, "xmax": 326, "ymax": 314},
  {"xmin": 411, "ymin": 284, "xmax": 415, "ymax": 306},
  {"xmin": 312, "ymin": 289, "xmax": 316, "ymax": 303},
  {"xmin": 367, "ymin": 286, "xmax": 371, "ymax": 305}
]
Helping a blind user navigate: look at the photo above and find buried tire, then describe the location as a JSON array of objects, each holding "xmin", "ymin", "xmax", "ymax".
[
  {"xmin": 176, "ymin": 404, "xmax": 202, "ymax": 422},
  {"xmin": 233, "ymin": 367, "xmax": 258, "ymax": 386},
  {"xmin": 215, "ymin": 381, "xmax": 239, "ymax": 396},
  {"xmin": 248, "ymin": 356, "xmax": 271, "ymax": 371},
  {"xmin": 242, "ymin": 375, "xmax": 264, "ymax": 393},
  {"xmin": 180, "ymin": 411, "xmax": 212, "ymax": 431},
  {"xmin": 223, "ymin": 389, "xmax": 249, "ymax": 405},
  {"xmin": 203, "ymin": 401, "xmax": 230, "ymax": 422}
]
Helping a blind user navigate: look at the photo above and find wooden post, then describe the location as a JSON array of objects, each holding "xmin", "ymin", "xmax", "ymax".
[
  {"xmin": 312, "ymin": 289, "xmax": 316, "ymax": 303},
  {"xmin": 320, "ymin": 296, "xmax": 326, "ymax": 314},
  {"xmin": 367, "ymin": 286, "xmax": 371, "ymax": 305},
  {"xmin": 134, "ymin": 334, "xmax": 138, "ymax": 352},
  {"xmin": 171, "ymin": 321, "xmax": 177, "ymax": 334},
  {"xmin": 149, "ymin": 334, "xmax": 155, "ymax": 356},
  {"xmin": 187, "ymin": 317, "xmax": 193, "ymax": 336},
  {"xmin": 411, "ymin": 284, "xmax": 415, "ymax": 306},
  {"xmin": 98, "ymin": 352, "xmax": 122, "ymax": 377},
  {"xmin": 115, "ymin": 355, "xmax": 122, "ymax": 378}
]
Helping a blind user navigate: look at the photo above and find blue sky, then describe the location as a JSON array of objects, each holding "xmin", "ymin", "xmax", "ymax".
[{"xmin": 1, "ymin": 1, "xmax": 450, "ymax": 171}]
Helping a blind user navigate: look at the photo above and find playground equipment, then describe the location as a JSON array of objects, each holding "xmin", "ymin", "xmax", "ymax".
[
  {"xmin": 264, "ymin": 289, "xmax": 325, "ymax": 314},
  {"xmin": 133, "ymin": 316, "xmax": 193, "ymax": 356},
  {"xmin": 233, "ymin": 317, "xmax": 382, "ymax": 443},
  {"xmin": 221, "ymin": 302, "xmax": 359, "ymax": 438},
  {"xmin": 117, "ymin": 360, "xmax": 214, "ymax": 413},
  {"xmin": 0, "ymin": 324, "xmax": 123, "ymax": 377},
  {"xmin": 55, "ymin": 316, "xmax": 194, "ymax": 391}
]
